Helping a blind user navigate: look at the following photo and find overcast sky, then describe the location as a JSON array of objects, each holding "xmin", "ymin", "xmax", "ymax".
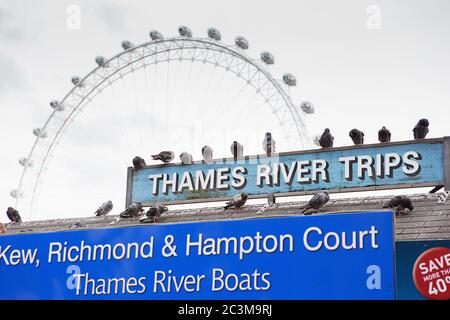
[{"xmin": 1, "ymin": 0, "xmax": 449, "ymax": 221}]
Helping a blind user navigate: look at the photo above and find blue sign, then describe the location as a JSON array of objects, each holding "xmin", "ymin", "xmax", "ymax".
[
  {"xmin": 129, "ymin": 139, "xmax": 445, "ymax": 205},
  {"xmin": 396, "ymin": 240, "xmax": 450, "ymax": 300},
  {"xmin": 0, "ymin": 211, "xmax": 395, "ymax": 300}
]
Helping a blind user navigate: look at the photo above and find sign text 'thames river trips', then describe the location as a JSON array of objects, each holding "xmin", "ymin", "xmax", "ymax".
[{"xmin": 129, "ymin": 139, "xmax": 447, "ymax": 205}]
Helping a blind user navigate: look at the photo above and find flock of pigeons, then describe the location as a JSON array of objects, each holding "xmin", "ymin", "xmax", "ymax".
[
  {"xmin": 318, "ymin": 118, "xmax": 429, "ymax": 148},
  {"xmin": 2, "ymin": 119, "xmax": 429, "ymax": 231}
]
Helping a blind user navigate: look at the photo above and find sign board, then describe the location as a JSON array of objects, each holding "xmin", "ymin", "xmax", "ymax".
[
  {"xmin": 396, "ymin": 240, "xmax": 450, "ymax": 300},
  {"xmin": 128, "ymin": 138, "xmax": 449, "ymax": 206},
  {"xmin": 0, "ymin": 211, "xmax": 395, "ymax": 300}
]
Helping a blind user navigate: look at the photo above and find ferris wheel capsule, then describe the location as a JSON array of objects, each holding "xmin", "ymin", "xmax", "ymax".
[
  {"xmin": 71, "ymin": 76, "xmax": 84, "ymax": 87},
  {"xmin": 32, "ymin": 127, "xmax": 47, "ymax": 138},
  {"xmin": 300, "ymin": 101, "xmax": 314, "ymax": 114},
  {"xmin": 282, "ymin": 73, "xmax": 296, "ymax": 86},
  {"xmin": 235, "ymin": 36, "xmax": 249, "ymax": 49},
  {"xmin": 18, "ymin": 157, "xmax": 33, "ymax": 167},
  {"xmin": 178, "ymin": 25, "xmax": 192, "ymax": 37},
  {"xmin": 121, "ymin": 40, "xmax": 134, "ymax": 50},
  {"xmin": 95, "ymin": 56, "xmax": 109, "ymax": 67},
  {"xmin": 260, "ymin": 51, "xmax": 274, "ymax": 64},
  {"xmin": 50, "ymin": 100, "xmax": 64, "ymax": 111},
  {"xmin": 207, "ymin": 27, "xmax": 221, "ymax": 41},
  {"xmin": 149, "ymin": 30, "xmax": 163, "ymax": 40}
]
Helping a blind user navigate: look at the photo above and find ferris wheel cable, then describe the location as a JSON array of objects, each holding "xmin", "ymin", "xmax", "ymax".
[
  {"xmin": 194, "ymin": 63, "xmax": 220, "ymax": 117},
  {"xmin": 183, "ymin": 59, "xmax": 206, "ymax": 122},
  {"xmin": 178, "ymin": 60, "xmax": 194, "ymax": 123}
]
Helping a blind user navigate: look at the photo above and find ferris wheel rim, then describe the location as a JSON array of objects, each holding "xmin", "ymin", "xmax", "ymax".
[{"xmin": 15, "ymin": 35, "xmax": 311, "ymax": 218}]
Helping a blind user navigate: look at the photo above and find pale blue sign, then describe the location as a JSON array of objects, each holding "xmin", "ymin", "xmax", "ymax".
[{"xmin": 129, "ymin": 140, "xmax": 445, "ymax": 205}]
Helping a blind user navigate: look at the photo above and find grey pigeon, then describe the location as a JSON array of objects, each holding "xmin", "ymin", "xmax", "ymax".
[
  {"xmin": 94, "ymin": 200, "xmax": 113, "ymax": 217},
  {"xmin": 378, "ymin": 126, "xmax": 391, "ymax": 143},
  {"xmin": 413, "ymin": 119, "xmax": 429, "ymax": 139},
  {"xmin": 140, "ymin": 204, "xmax": 168, "ymax": 223},
  {"xmin": 132, "ymin": 156, "xmax": 146, "ymax": 169},
  {"xmin": 230, "ymin": 141, "xmax": 244, "ymax": 160},
  {"xmin": 224, "ymin": 192, "xmax": 248, "ymax": 210},
  {"xmin": 301, "ymin": 191, "xmax": 330, "ymax": 215},
  {"xmin": 151, "ymin": 151, "xmax": 175, "ymax": 163},
  {"xmin": 120, "ymin": 202, "xmax": 144, "ymax": 218},
  {"xmin": 319, "ymin": 129, "xmax": 334, "ymax": 148},
  {"xmin": 179, "ymin": 152, "xmax": 193, "ymax": 165},
  {"xmin": 263, "ymin": 132, "xmax": 276, "ymax": 156},
  {"xmin": 383, "ymin": 195, "xmax": 414, "ymax": 216},
  {"xmin": 202, "ymin": 145, "xmax": 213, "ymax": 163},
  {"xmin": 349, "ymin": 128, "xmax": 364, "ymax": 145},
  {"xmin": 6, "ymin": 207, "xmax": 21, "ymax": 223}
]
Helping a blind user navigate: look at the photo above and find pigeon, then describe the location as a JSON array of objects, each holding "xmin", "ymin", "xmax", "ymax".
[
  {"xmin": 179, "ymin": 152, "xmax": 193, "ymax": 165},
  {"xmin": 132, "ymin": 156, "xmax": 146, "ymax": 169},
  {"xmin": 140, "ymin": 204, "xmax": 168, "ymax": 223},
  {"xmin": 6, "ymin": 207, "xmax": 22, "ymax": 223},
  {"xmin": 224, "ymin": 192, "xmax": 248, "ymax": 210},
  {"xmin": 0, "ymin": 222, "xmax": 5, "ymax": 234},
  {"xmin": 319, "ymin": 128, "xmax": 334, "ymax": 148},
  {"xmin": 301, "ymin": 191, "xmax": 330, "ymax": 215},
  {"xmin": 94, "ymin": 200, "xmax": 113, "ymax": 217},
  {"xmin": 202, "ymin": 145, "xmax": 213, "ymax": 163},
  {"xmin": 413, "ymin": 119, "xmax": 429, "ymax": 139},
  {"xmin": 383, "ymin": 195, "xmax": 414, "ymax": 216},
  {"xmin": 349, "ymin": 128, "xmax": 364, "ymax": 145},
  {"xmin": 119, "ymin": 202, "xmax": 144, "ymax": 218},
  {"xmin": 230, "ymin": 141, "xmax": 244, "ymax": 159},
  {"xmin": 378, "ymin": 126, "xmax": 391, "ymax": 143},
  {"xmin": 263, "ymin": 132, "xmax": 276, "ymax": 156},
  {"xmin": 151, "ymin": 151, "xmax": 175, "ymax": 163}
]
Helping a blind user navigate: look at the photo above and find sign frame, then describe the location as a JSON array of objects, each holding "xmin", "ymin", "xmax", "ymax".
[{"xmin": 126, "ymin": 137, "xmax": 450, "ymax": 207}]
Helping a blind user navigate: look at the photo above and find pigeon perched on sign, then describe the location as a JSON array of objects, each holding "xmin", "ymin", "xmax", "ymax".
[
  {"xmin": 119, "ymin": 202, "xmax": 144, "ymax": 218},
  {"xmin": 378, "ymin": 126, "xmax": 391, "ymax": 143},
  {"xmin": 202, "ymin": 145, "xmax": 213, "ymax": 163},
  {"xmin": 230, "ymin": 141, "xmax": 244, "ymax": 160},
  {"xmin": 349, "ymin": 128, "xmax": 364, "ymax": 145},
  {"xmin": 179, "ymin": 152, "xmax": 193, "ymax": 165},
  {"xmin": 94, "ymin": 200, "xmax": 113, "ymax": 217},
  {"xmin": 263, "ymin": 132, "xmax": 276, "ymax": 156},
  {"xmin": 140, "ymin": 204, "xmax": 168, "ymax": 223},
  {"xmin": 301, "ymin": 191, "xmax": 330, "ymax": 215},
  {"xmin": 151, "ymin": 151, "xmax": 175, "ymax": 164},
  {"xmin": 224, "ymin": 192, "xmax": 248, "ymax": 210},
  {"xmin": 6, "ymin": 207, "xmax": 22, "ymax": 223},
  {"xmin": 132, "ymin": 156, "xmax": 146, "ymax": 169},
  {"xmin": 383, "ymin": 195, "xmax": 414, "ymax": 216},
  {"xmin": 319, "ymin": 129, "xmax": 334, "ymax": 149},
  {"xmin": 413, "ymin": 119, "xmax": 429, "ymax": 139}
]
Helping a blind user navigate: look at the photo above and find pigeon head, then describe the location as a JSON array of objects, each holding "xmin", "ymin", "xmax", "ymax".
[
  {"xmin": 418, "ymin": 119, "xmax": 429, "ymax": 127},
  {"xmin": 241, "ymin": 192, "xmax": 248, "ymax": 199},
  {"xmin": 324, "ymin": 128, "xmax": 330, "ymax": 133},
  {"xmin": 7, "ymin": 207, "xmax": 13, "ymax": 211},
  {"xmin": 265, "ymin": 132, "xmax": 272, "ymax": 138},
  {"xmin": 408, "ymin": 204, "xmax": 414, "ymax": 211}
]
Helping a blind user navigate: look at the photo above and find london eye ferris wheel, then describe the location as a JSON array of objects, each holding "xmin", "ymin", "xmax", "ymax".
[{"xmin": 12, "ymin": 26, "xmax": 316, "ymax": 220}]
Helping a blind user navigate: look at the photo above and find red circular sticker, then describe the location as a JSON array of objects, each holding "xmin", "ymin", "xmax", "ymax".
[{"xmin": 412, "ymin": 247, "xmax": 450, "ymax": 300}]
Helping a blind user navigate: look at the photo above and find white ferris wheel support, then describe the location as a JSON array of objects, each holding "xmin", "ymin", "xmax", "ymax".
[{"xmin": 13, "ymin": 28, "xmax": 314, "ymax": 218}]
